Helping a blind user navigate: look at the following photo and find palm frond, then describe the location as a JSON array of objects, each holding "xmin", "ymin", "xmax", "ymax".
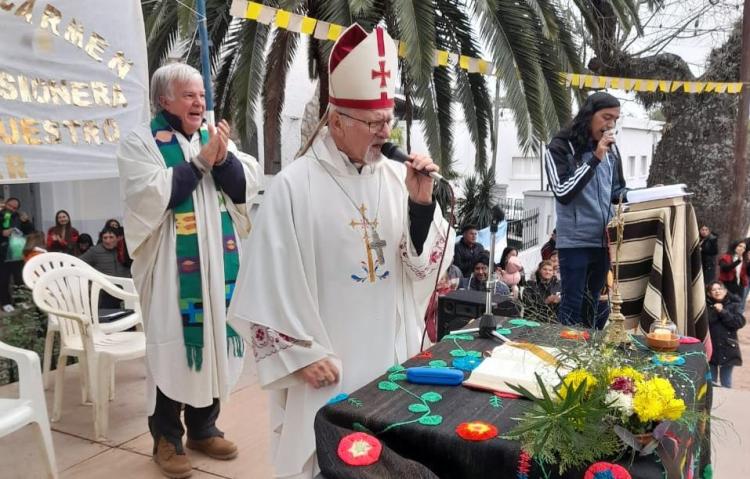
[
  {"xmin": 434, "ymin": 0, "xmax": 492, "ymax": 171},
  {"xmin": 315, "ymin": 0, "xmax": 353, "ymax": 28},
  {"xmin": 456, "ymin": 167, "xmax": 495, "ymax": 229},
  {"xmin": 393, "ymin": 0, "xmax": 436, "ymax": 85},
  {"xmin": 227, "ymin": 20, "xmax": 270, "ymax": 152},
  {"xmin": 185, "ymin": 0, "xmax": 235, "ymax": 73},
  {"xmin": 262, "ymin": 28, "xmax": 300, "ymax": 174},
  {"xmin": 213, "ymin": 36, "xmax": 239, "ymax": 124},
  {"xmin": 412, "ymin": 75, "xmax": 445, "ymax": 167},
  {"xmin": 348, "ymin": 0, "xmax": 377, "ymax": 18},
  {"xmin": 472, "ymin": 0, "xmax": 544, "ymax": 149},
  {"xmin": 144, "ymin": 0, "xmax": 180, "ymax": 74},
  {"xmin": 433, "ymin": 63, "xmax": 455, "ymax": 170},
  {"xmin": 537, "ymin": 32, "xmax": 571, "ymax": 140}
]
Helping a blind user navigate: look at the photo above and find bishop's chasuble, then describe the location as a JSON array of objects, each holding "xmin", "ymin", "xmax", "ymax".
[
  {"xmin": 229, "ymin": 128, "xmax": 455, "ymax": 478},
  {"xmin": 118, "ymin": 123, "xmax": 261, "ymax": 413}
]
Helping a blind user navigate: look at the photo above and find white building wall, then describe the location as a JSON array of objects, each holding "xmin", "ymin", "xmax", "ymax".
[{"xmin": 37, "ymin": 178, "xmax": 123, "ymax": 238}]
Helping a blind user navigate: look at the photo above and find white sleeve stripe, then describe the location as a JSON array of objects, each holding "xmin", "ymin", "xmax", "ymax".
[{"xmin": 545, "ymin": 150, "xmax": 591, "ymax": 196}]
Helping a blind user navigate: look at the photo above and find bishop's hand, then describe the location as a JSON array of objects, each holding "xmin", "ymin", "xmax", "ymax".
[
  {"xmin": 404, "ymin": 153, "xmax": 438, "ymax": 205},
  {"xmin": 297, "ymin": 358, "xmax": 340, "ymax": 389}
]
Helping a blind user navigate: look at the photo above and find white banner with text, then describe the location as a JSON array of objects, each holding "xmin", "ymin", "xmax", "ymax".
[{"xmin": 0, "ymin": 0, "xmax": 149, "ymax": 183}]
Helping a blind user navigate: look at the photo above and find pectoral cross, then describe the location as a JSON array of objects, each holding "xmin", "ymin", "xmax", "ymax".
[
  {"xmin": 350, "ymin": 204, "xmax": 379, "ymax": 283},
  {"xmin": 369, "ymin": 229, "xmax": 387, "ymax": 266}
]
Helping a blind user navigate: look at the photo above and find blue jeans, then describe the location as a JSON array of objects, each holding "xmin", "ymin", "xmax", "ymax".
[
  {"xmin": 557, "ymin": 247, "xmax": 610, "ymax": 328},
  {"xmin": 709, "ymin": 364, "xmax": 734, "ymax": 388}
]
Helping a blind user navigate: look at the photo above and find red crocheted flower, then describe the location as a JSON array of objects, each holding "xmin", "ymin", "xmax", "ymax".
[
  {"xmin": 337, "ymin": 432, "xmax": 382, "ymax": 466},
  {"xmin": 415, "ymin": 350, "xmax": 433, "ymax": 359},
  {"xmin": 455, "ymin": 421, "xmax": 498, "ymax": 441},
  {"xmin": 584, "ymin": 462, "xmax": 632, "ymax": 479},
  {"xmin": 560, "ymin": 329, "xmax": 591, "ymax": 340}
]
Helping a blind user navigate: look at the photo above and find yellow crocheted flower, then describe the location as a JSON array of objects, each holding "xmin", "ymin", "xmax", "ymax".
[
  {"xmin": 633, "ymin": 377, "xmax": 683, "ymax": 422},
  {"xmin": 607, "ymin": 366, "xmax": 645, "ymax": 385},
  {"xmin": 559, "ymin": 369, "xmax": 598, "ymax": 400}
]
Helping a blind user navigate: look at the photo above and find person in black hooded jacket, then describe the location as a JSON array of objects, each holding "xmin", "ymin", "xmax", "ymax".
[{"xmin": 706, "ymin": 281, "xmax": 745, "ymax": 388}]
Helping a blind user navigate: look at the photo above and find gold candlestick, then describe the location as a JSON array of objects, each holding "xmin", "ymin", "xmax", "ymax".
[{"xmin": 604, "ymin": 196, "xmax": 630, "ymax": 345}]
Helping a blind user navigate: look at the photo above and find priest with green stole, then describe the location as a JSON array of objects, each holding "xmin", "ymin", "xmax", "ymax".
[
  {"xmin": 229, "ymin": 24, "xmax": 454, "ymax": 479},
  {"xmin": 117, "ymin": 63, "xmax": 262, "ymax": 479}
]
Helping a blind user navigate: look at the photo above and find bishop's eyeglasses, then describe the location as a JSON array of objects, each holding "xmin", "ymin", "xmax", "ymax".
[{"xmin": 335, "ymin": 111, "xmax": 399, "ymax": 133}]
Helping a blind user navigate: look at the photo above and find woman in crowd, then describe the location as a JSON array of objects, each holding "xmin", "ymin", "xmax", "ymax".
[
  {"xmin": 706, "ymin": 281, "xmax": 745, "ymax": 388},
  {"xmin": 46, "ymin": 209, "xmax": 79, "ymax": 255},
  {"xmin": 77, "ymin": 233, "xmax": 93, "ymax": 255},
  {"xmin": 718, "ymin": 240, "xmax": 747, "ymax": 297},
  {"xmin": 522, "ymin": 260, "xmax": 561, "ymax": 320}
]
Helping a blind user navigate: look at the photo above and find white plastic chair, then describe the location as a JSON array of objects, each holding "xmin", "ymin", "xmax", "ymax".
[
  {"xmin": 23, "ymin": 253, "xmax": 143, "ymax": 392},
  {"xmin": 0, "ymin": 340, "xmax": 58, "ymax": 478},
  {"xmin": 32, "ymin": 267, "xmax": 146, "ymax": 440}
]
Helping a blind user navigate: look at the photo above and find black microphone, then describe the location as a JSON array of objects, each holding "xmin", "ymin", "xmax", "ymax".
[{"xmin": 380, "ymin": 142, "xmax": 446, "ymax": 182}]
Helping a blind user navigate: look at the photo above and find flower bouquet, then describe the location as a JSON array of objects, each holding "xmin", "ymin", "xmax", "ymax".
[{"xmin": 503, "ymin": 348, "xmax": 687, "ymax": 474}]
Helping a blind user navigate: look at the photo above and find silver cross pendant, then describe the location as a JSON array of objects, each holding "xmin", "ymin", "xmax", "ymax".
[{"xmin": 369, "ymin": 229, "xmax": 387, "ymax": 266}]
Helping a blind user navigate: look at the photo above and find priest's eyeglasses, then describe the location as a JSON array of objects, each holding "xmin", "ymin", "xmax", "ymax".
[{"xmin": 336, "ymin": 111, "xmax": 398, "ymax": 133}]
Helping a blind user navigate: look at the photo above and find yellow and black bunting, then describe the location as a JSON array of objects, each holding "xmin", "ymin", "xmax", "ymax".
[{"xmin": 229, "ymin": 0, "xmax": 743, "ymax": 94}]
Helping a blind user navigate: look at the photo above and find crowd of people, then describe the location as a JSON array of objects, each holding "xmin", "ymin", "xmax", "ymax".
[
  {"xmin": 0, "ymin": 196, "xmax": 132, "ymax": 312},
  {"xmin": 448, "ymin": 224, "xmax": 562, "ymax": 318}
]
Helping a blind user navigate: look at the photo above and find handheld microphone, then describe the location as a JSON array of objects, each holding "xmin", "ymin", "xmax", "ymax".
[{"xmin": 380, "ymin": 142, "xmax": 447, "ymax": 182}]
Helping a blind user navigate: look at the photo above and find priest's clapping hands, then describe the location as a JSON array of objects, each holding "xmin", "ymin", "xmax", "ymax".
[
  {"xmin": 198, "ymin": 119, "xmax": 231, "ymax": 166},
  {"xmin": 404, "ymin": 153, "xmax": 439, "ymax": 205},
  {"xmin": 296, "ymin": 359, "xmax": 340, "ymax": 389}
]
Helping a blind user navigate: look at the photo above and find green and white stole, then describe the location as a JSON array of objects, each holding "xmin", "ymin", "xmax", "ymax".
[{"xmin": 151, "ymin": 113, "xmax": 243, "ymax": 371}]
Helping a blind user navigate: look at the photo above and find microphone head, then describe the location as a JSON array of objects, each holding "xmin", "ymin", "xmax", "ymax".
[{"xmin": 380, "ymin": 142, "xmax": 397, "ymax": 159}]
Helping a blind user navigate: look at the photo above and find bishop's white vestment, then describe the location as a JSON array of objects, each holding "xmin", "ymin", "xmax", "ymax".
[
  {"xmin": 118, "ymin": 124, "xmax": 262, "ymax": 413},
  {"xmin": 229, "ymin": 128, "xmax": 454, "ymax": 478}
]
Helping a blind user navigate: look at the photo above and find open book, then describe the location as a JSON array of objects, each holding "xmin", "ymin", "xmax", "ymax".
[
  {"xmin": 463, "ymin": 343, "xmax": 567, "ymax": 398},
  {"xmin": 625, "ymin": 184, "xmax": 688, "ymax": 204}
]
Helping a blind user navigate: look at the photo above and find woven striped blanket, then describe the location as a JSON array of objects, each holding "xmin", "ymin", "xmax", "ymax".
[{"xmin": 609, "ymin": 199, "xmax": 708, "ymax": 340}]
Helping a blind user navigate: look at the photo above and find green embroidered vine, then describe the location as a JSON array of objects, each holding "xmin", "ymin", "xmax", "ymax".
[
  {"xmin": 376, "ymin": 365, "xmax": 444, "ymax": 433},
  {"xmin": 441, "ymin": 333, "xmax": 482, "ymax": 358}
]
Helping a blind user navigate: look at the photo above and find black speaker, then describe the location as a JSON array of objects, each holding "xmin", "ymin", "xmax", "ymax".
[{"xmin": 436, "ymin": 290, "xmax": 520, "ymax": 340}]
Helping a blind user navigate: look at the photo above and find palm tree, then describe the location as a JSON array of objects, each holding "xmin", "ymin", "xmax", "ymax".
[{"xmin": 142, "ymin": 0, "xmax": 642, "ymax": 174}]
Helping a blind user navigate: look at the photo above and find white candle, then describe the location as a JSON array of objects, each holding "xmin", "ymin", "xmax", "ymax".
[{"xmin": 652, "ymin": 328, "xmax": 672, "ymax": 341}]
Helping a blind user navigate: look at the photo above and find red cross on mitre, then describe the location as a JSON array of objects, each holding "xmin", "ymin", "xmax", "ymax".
[
  {"xmin": 372, "ymin": 61, "xmax": 391, "ymax": 88},
  {"xmin": 370, "ymin": 28, "xmax": 391, "ymax": 91}
]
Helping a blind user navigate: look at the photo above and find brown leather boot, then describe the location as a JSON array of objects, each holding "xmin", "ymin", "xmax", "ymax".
[
  {"xmin": 185, "ymin": 436, "xmax": 238, "ymax": 460},
  {"xmin": 153, "ymin": 437, "xmax": 192, "ymax": 478}
]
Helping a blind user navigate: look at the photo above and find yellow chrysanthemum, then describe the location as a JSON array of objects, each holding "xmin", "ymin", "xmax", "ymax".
[
  {"xmin": 662, "ymin": 398, "xmax": 686, "ymax": 421},
  {"xmin": 633, "ymin": 377, "xmax": 682, "ymax": 422},
  {"xmin": 607, "ymin": 366, "xmax": 645, "ymax": 385},
  {"xmin": 559, "ymin": 369, "xmax": 598, "ymax": 400}
]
